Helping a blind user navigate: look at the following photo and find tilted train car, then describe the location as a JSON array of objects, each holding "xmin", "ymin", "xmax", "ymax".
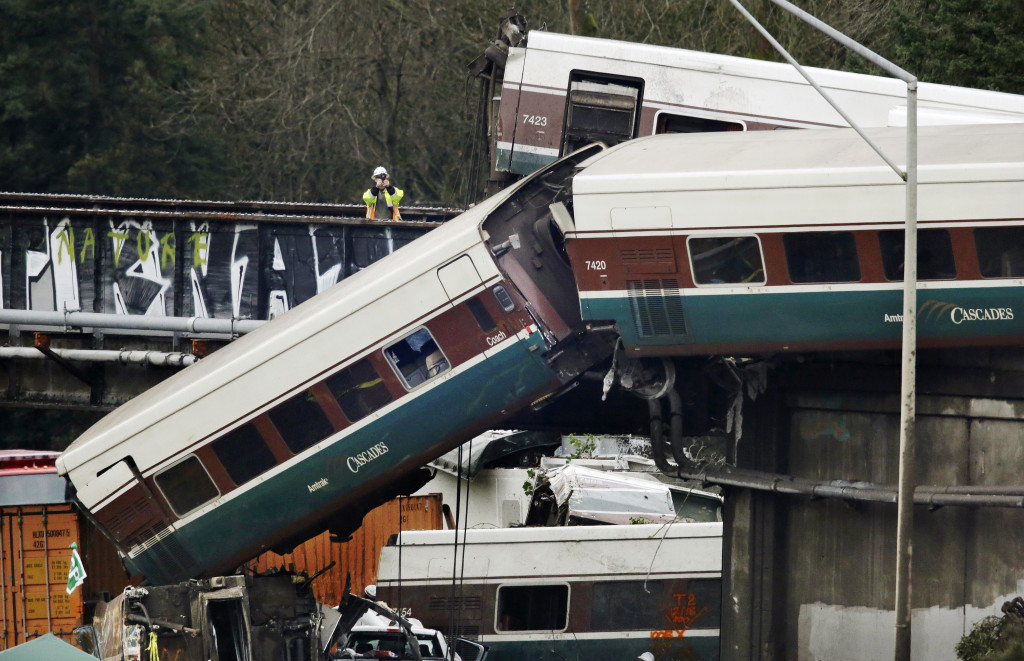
[
  {"xmin": 375, "ymin": 523, "xmax": 723, "ymax": 661},
  {"xmin": 565, "ymin": 123, "xmax": 1024, "ymax": 356},
  {"xmin": 492, "ymin": 27, "xmax": 1024, "ymax": 177},
  {"xmin": 56, "ymin": 146, "xmax": 614, "ymax": 584}
]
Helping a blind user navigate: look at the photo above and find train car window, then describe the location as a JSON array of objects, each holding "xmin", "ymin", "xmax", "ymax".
[
  {"xmin": 590, "ymin": 579, "xmax": 722, "ymax": 631},
  {"xmin": 325, "ymin": 358, "xmax": 393, "ymax": 422},
  {"xmin": 268, "ymin": 389, "xmax": 335, "ymax": 454},
  {"xmin": 495, "ymin": 584, "xmax": 569, "ymax": 632},
  {"xmin": 655, "ymin": 112, "xmax": 743, "ymax": 134},
  {"xmin": 975, "ymin": 227, "xmax": 1024, "ymax": 278},
  {"xmin": 688, "ymin": 236, "xmax": 766, "ymax": 285},
  {"xmin": 467, "ymin": 297, "xmax": 497, "ymax": 333},
  {"xmin": 880, "ymin": 229, "xmax": 957, "ymax": 280},
  {"xmin": 384, "ymin": 328, "xmax": 451, "ymax": 390},
  {"xmin": 211, "ymin": 423, "xmax": 278, "ymax": 486},
  {"xmin": 492, "ymin": 285, "xmax": 515, "ymax": 312},
  {"xmin": 562, "ymin": 72, "xmax": 643, "ymax": 155},
  {"xmin": 154, "ymin": 455, "xmax": 220, "ymax": 518},
  {"xmin": 783, "ymin": 232, "xmax": 861, "ymax": 283}
]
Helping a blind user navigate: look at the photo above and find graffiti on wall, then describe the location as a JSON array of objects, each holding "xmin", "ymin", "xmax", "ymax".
[
  {"xmin": 109, "ymin": 219, "xmax": 173, "ymax": 316},
  {"xmin": 0, "ymin": 215, "xmax": 429, "ymax": 321}
]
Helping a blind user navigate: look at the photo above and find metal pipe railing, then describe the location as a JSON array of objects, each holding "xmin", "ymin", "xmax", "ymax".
[
  {"xmin": 0, "ymin": 347, "xmax": 199, "ymax": 367},
  {"xmin": 0, "ymin": 309, "xmax": 264, "ymax": 335},
  {"xmin": 675, "ymin": 464, "xmax": 1024, "ymax": 509}
]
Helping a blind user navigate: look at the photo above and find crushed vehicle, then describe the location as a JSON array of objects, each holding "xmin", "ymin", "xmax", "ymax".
[
  {"xmin": 330, "ymin": 590, "xmax": 487, "ymax": 661},
  {"xmin": 71, "ymin": 571, "xmax": 397, "ymax": 661}
]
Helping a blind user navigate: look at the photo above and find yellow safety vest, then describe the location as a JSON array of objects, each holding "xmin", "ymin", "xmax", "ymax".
[{"xmin": 363, "ymin": 187, "xmax": 404, "ymax": 220}]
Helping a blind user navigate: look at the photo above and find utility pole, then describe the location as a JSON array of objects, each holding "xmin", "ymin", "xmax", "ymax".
[{"xmin": 728, "ymin": 2, "xmax": 919, "ymax": 658}]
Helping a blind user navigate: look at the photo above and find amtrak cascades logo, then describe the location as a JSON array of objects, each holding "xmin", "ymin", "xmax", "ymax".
[
  {"xmin": 949, "ymin": 307, "xmax": 1014, "ymax": 324},
  {"xmin": 884, "ymin": 301, "xmax": 1015, "ymax": 325},
  {"xmin": 346, "ymin": 442, "xmax": 390, "ymax": 473}
]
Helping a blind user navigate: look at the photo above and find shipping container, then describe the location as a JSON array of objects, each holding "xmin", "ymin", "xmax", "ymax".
[
  {"xmin": 246, "ymin": 494, "xmax": 443, "ymax": 607},
  {"xmin": 0, "ymin": 451, "xmax": 130, "ymax": 650},
  {"xmin": 0, "ymin": 504, "xmax": 83, "ymax": 648}
]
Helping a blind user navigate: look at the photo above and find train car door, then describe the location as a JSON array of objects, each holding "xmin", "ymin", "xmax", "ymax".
[
  {"xmin": 437, "ymin": 255, "xmax": 482, "ymax": 304},
  {"xmin": 88, "ymin": 458, "xmax": 173, "ymax": 555}
]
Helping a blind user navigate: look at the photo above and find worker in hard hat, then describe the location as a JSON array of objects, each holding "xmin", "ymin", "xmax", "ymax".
[
  {"xmin": 363, "ymin": 166, "xmax": 404, "ymax": 220},
  {"xmin": 638, "ymin": 653, "xmax": 655, "ymax": 661}
]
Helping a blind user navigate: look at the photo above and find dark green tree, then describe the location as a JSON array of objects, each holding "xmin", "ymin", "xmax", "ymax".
[
  {"xmin": 0, "ymin": 0, "xmax": 228, "ymax": 197},
  {"xmin": 891, "ymin": 0, "xmax": 1024, "ymax": 93}
]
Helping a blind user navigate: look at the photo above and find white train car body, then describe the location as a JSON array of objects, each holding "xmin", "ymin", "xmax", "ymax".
[
  {"xmin": 564, "ymin": 123, "xmax": 1024, "ymax": 356},
  {"xmin": 496, "ymin": 30, "xmax": 1024, "ymax": 176}
]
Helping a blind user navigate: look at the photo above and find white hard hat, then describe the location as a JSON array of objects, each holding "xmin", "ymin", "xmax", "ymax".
[
  {"xmin": 373, "ymin": 166, "xmax": 388, "ymax": 178},
  {"xmin": 638, "ymin": 653, "xmax": 655, "ymax": 661}
]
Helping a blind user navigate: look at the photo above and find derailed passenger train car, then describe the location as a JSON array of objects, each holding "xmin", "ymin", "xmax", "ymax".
[
  {"xmin": 57, "ymin": 145, "xmax": 614, "ymax": 584},
  {"xmin": 488, "ymin": 21, "xmax": 1024, "ymax": 178},
  {"xmin": 565, "ymin": 123, "xmax": 1024, "ymax": 356},
  {"xmin": 376, "ymin": 523, "xmax": 724, "ymax": 661}
]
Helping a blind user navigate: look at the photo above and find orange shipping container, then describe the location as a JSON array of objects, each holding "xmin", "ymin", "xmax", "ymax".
[
  {"xmin": 0, "ymin": 505, "xmax": 83, "ymax": 649},
  {"xmin": 247, "ymin": 494, "xmax": 443, "ymax": 607},
  {"xmin": 0, "ymin": 504, "xmax": 130, "ymax": 650}
]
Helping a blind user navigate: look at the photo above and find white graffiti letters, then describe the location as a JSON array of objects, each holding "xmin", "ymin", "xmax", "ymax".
[{"xmin": 346, "ymin": 442, "xmax": 390, "ymax": 473}]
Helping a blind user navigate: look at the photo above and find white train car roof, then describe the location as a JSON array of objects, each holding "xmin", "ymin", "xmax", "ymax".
[
  {"xmin": 570, "ymin": 123, "xmax": 1024, "ymax": 231},
  {"xmin": 515, "ymin": 31, "xmax": 1024, "ymax": 127},
  {"xmin": 57, "ymin": 193, "xmax": 505, "ymax": 486}
]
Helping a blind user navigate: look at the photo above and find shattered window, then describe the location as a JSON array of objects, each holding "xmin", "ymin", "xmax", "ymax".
[
  {"xmin": 590, "ymin": 579, "xmax": 722, "ymax": 631},
  {"xmin": 881, "ymin": 229, "xmax": 956, "ymax": 280},
  {"xmin": 689, "ymin": 236, "xmax": 765, "ymax": 285},
  {"xmin": 268, "ymin": 389, "xmax": 335, "ymax": 454},
  {"xmin": 154, "ymin": 455, "xmax": 219, "ymax": 517},
  {"xmin": 784, "ymin": 232, "xmax": 860, "ymax": 283},
  {"xmin": 495, "ymin": 584, "xmax": 569, "ymax": 632},
  {"xmin": 211, "ymin": 423, "xmax": 278, "ymax": 486},
  {"xmin": 384, "ymin": 328, "xmax": 450, "ymax": 390},
  {"xmin": 326, "ymin": 358, "xmax": 393, "ymax": 422}
]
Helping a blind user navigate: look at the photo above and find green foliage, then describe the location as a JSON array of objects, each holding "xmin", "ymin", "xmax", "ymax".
[
  {"xmin": 0, "ymin": 0, "xmax": 226, "ymax": 197},
  {"xmin": 891, "ymin": 0, "xmax": 1024, "ymax": 93},
  {"xmin": 522, "ymin": 467, "xmax": 537, "ymax": 497},
  {"xmin": 956, "ymin": 612, "xmax": 1024, "ymax": 660},
  {"xmin": 629, "ymin": 516, "xmax": 651, "ymax": 525},
  {"xmin": 3, "ymin": 0, "xmax": 1023, "ymax": 203},
  {"xmin": 566, "ymin": 433, "xmax": 597, "ymax": 460}
]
